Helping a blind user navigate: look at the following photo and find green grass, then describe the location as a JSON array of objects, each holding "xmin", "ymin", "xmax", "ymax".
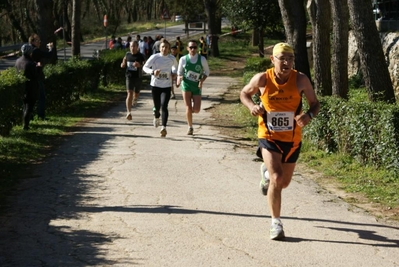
[{"xmin": 299, "ymin": 143, "xmax": 399, "ymax": 210}]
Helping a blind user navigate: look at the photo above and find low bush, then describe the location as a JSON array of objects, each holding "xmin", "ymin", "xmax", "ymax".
[
  {"xmin": 0, "ymin": 49, "xmax": 126, "ymax": 136},
  {"xmin": 303, "ymin": 96, "xmax": 399, "ymax": 173},
  {"xmin": 245, "ymin": 57, "xmax": 271, "ymax": 73},
  {"xmin": 0, "ymin": 68, "xmax": 27, "ymax": 135}
]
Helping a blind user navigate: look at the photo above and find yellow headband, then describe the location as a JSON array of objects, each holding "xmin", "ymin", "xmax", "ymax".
[{"xmin": 273, "ymin": 42, "xmax": 294, "ymax": 56}]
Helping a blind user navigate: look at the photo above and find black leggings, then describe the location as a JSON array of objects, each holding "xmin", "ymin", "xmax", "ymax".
[
  {"xmin": 23, "ymin": 93, "xmax": 37, "ymax": 128},
  {"xmin": 152, "ymin": 86, "xmax": 171, "ymax": 127}
]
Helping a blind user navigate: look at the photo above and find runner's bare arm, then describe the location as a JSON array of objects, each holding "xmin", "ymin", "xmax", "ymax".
[
  {"xmin": 240, "ymin": 72, "xmax": 266, "ymax": 116},
  {"xmin": 121, "ymin": 57, "xmax": 126, "ymax": 68},
  {"xmin": 176, "ymin": 75, "xmax": 183, "ymax": 87},
  {"xmin": 295, "ymin": 73, "xmax": 320, "ymax": 127}
]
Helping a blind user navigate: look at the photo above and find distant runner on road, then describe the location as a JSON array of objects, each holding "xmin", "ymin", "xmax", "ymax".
[
  {"xmin": 143, "ymin": 39, "xmax": 178, "ymax": 138},
  {"xmin": 176, "ymin": 40, "xmax": 210, "ymax": 135},
  {"xmin": 121, "ymin": 40, "xmax": 145, "ymax": 121}
]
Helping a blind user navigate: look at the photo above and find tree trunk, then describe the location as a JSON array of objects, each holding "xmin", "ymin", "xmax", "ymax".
[
  {"xmin": 8, "ymin": 13, "xmax": 29, "ymax": 43},
  {"xmin": 330, "ymin": 0, "xmax": 349, "ymax": 98},
  {"xmin": 34, "ymin": 0, "xmax": 57, "ymax": 63},
  {"xmin": 72, "ymin": 0, "xmax": 81, "ymax": 56},
  {"xmin": 252, "ymin": 28, "xmax": 259, "ymax": 46},
  {"xmin": 133, "ymin": 2, "xmax": 138, "ymax": 22},
  {"xmin": 146, "ymin": 0, "xmax": 153, "ymax": 21},
  {"xmin": 307, "ymin": 0, "xmax": 332, "ymax": 96},
  {"xmin": 258, "ymin": 27, "xmax": 264, "ymax": 58},
  {"xmin": 204, "ymin": 0, "xmax": 220, "ymax": 57},
  {"xmin": 278, "ymin": 0, "xmax": 311, "ymax": 79},
  {"xmin": 347, "ymin": 0, "xmax": 396, "ymax": 103}
]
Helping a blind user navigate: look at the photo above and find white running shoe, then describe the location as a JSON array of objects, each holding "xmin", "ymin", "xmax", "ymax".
[
  {"xmin": 126, "ymin": 113, "xmax": 132, "ymax": 120},
  {"xmin": 270, "ymin": 221, "xmax": 285, "ymax": 240},
  {"xmin": 260, "ymin": 163, "xmax": 270, "ymax": 195},
  {"xmin": 187, "ymin": 127, "xmax": 193, "ymax": 135},
  {"xmin": 160, "ymin": 127, "xmax": 167, "ymax": 137},
  {"xmin": 153, "ymin": 118, "xmax": 160, "ymax": 128}
]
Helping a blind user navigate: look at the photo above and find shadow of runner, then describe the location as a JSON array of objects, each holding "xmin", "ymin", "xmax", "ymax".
[{"xmin": 57, "ymin": 204, "xmax": 399, "ymax": 248}]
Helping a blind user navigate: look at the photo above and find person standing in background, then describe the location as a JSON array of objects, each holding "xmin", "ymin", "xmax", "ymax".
[
  {"xmin": 124, "ymin": 36, "xmax": 132, "ymax": 49},
  {"xmin": 170, "ymin": 45, "xmax": 180, "ymax": 99},
  {"xmin": 199, "ymin": 36, "xmax": 208, "ymax": 59},
  {"xmin": 28, "ymin": 33, "xmax": 54, "ymax": 121},
  {"xmin": 112, "ymin": 37, "xmax": 123, "ymax": 49},
  {"xmin": 139, "ymin": 36, "xmax": 149, "ymax": 59},
  {"xmin": 175, "ymin": 36, "xmax": 184, "ymax": 58},
  {"xmin": 108, "ymin": 35, "xmax": 116, "ymax": 49},
  {"xmin": 152, "ymin": 35, "xmax": 162, "ymax": 54},
  {"xmin": 147, "ymin": 36, "xmax": 155, "ymax": 57},
  {"xmin": 15, "ymin": 44, "xmax": 39, "ymax": 130}
]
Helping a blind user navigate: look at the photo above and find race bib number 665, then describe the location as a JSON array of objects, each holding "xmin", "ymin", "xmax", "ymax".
[{"xmin": 266, "ymin": 111, "xmax": 294, "ymax": 132}]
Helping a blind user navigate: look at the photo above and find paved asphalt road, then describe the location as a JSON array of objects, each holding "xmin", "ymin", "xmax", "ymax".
[{"xmin": 0, "ymin": 73, "xmax": 398, "ymax": 266}]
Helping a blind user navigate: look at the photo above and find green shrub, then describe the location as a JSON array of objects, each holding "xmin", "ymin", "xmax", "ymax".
[
  {"xmin": 303, "ymin": 96, "xmax": 399, "ymax": 172},
  {"xmin": 99, "ymin": 49, "xmax": 127, "ymax": 85},
  {"xmin": 0, "ymin": 68, "xmax": 26, "ymax": 136},
  {"xmin": 245, "ymin": 57, "xmax": 271, "ymax": 73},
  {"xmin": 243, "ymin": 71, "xmax": 257, "ymax": 85},
  {"xmin": 0, "ymin": 49, "xmax": 125, "ymax": 133}
]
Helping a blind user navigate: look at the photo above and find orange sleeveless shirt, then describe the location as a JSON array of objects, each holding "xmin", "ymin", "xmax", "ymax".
[{"xmin": 258, "ymin": 68, "xmax": 303, "ymax": 143}]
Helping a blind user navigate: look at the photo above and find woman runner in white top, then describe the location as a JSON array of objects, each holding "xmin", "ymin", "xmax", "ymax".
[{"xmin": 143, "ymin": 39, "xmax": 178, "ymax": 137}]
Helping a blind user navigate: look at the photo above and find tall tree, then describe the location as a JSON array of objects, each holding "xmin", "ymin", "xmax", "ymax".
[
  {"xmin": 278, "ymin": 0, "xmax": 311, "ymax": 79},
  {"xmin": 330, "ymin": 0, "xmax": 349, "ymax": 98},
  {"xmin": 34, "ymin": 0, "xmax": 57, "ymax": 63},
  {"xmin": 203, "ymin": 0, "xmax": 222, "ymax": 57},
  {"xmin": 71, "ymin": 0, "xmax": 81, "ymax": 56},
  {"xmin": 0, "ymin": 0, "xmax": 29, "ymax": 43},
  {"xmin": 347, "ymin": 0, "xmax": 396, "ymax": 103},
  {"xmin": 223, "ymin": 0, "xmax": 282, "ymax": 57},
  {"xmin": 307, "ymin": 0, "xmax": 332, "ymax": 96}
]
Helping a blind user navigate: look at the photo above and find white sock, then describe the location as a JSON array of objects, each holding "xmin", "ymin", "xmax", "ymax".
[{"xmin": 272, "ymin": 218, "xmax": 282, "ymax": 225}]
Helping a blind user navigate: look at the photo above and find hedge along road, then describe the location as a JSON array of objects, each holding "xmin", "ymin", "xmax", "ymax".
[
  {"xmin": 0, "ymin": 23, "xmax": 205, "ymax": 71},
  {"xmin": 0, "ymin": 71, "xmax": 399, "ymax": 264}
]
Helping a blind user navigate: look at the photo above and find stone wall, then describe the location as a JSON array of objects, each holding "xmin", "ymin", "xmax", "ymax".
[{"xmin": 348, "ymin": 31, "xmax": 399, "ymax": 94}]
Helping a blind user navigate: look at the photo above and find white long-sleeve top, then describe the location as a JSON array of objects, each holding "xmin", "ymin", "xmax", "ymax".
[
  {"xmin": 143, "ymin": 53, "xmax": 178, "ymax": 88},
  {"xmin": 177, "ymin": 54, "xmax": 210, "ymax": 77}
]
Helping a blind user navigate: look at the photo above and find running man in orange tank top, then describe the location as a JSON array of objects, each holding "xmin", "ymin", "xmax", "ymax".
[{"xmin": 240, "ymin": 42, "xmax": 320, "ymax": 240}]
